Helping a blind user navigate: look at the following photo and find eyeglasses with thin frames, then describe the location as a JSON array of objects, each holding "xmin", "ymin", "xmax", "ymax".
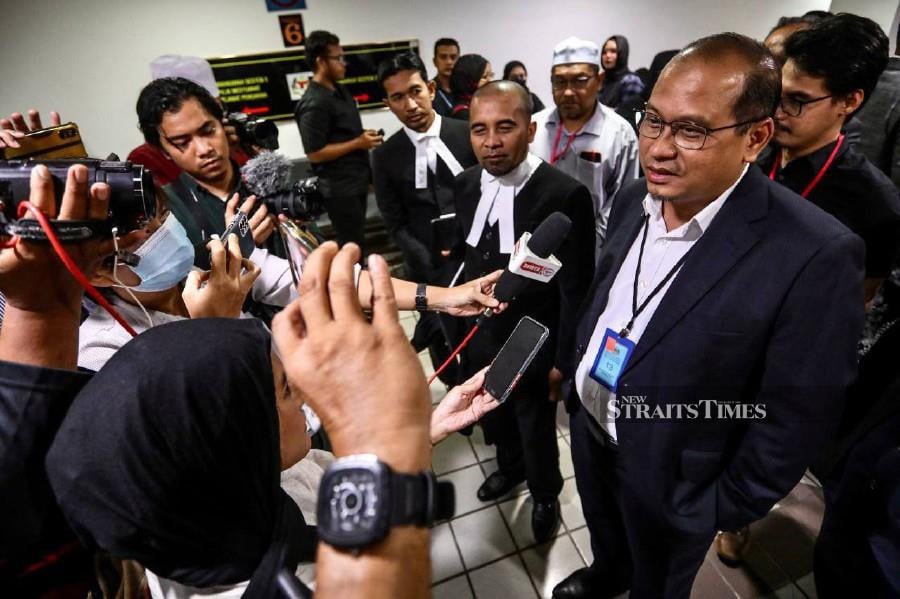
[
  {"xmin": 551, "ymin": 76, "xmax": 593, "ymax": 91},
  {"xmin": 777, "ymin": 94, "xmax": 832, "ymax": 117},
  {"xmin": 636, "ymin": 110, "xmax": 768, "ymax": 150},
  {"xmin": 325, "ymin": 54, "xmax": 346, "ymax": 64}
]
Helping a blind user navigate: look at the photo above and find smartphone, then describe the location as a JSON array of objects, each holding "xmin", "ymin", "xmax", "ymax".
[
  {"xmin": 484, "ymin": 317, "xmax": 550, "ymax": 404},
  {"xmin": 219, "ymin": 212, "xmax": 256, "ymax": 268},
  {"xmin": 1, "ymin": 122, "xmax": 88, "ymax": 160},
  {"xmin": 280, "ymin": 220, "xmax": 319, "ymax": 286}
]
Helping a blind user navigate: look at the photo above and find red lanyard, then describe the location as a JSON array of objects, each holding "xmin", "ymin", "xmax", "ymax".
[
  {"xmin": 550, "ymin": 123, "xmax": 581, "ymax": 164},
  {"xmin": 768, "ymin": 134, "xmax": 845, "ymax": 198}
]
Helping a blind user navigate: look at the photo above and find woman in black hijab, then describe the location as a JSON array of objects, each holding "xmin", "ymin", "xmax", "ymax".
[
  {"xmin": 598, "ymin": 35, "xmax": 645, "ymax": 108},
  {"xmin": 46, "ymin": 318, "xmax": 316, "ymax": 598},
  {"xmin": 503, "ymin": 60, "xmax": 546, "ymax": 114},
  {"xmin": 449, "ymin": 53, "xmax": 493, "ymax": 121}
]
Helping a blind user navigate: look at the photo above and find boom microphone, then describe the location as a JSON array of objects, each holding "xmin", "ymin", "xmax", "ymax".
[
  {"xmin": 493, "ymin": 212, "xmax": 572, "ymax": 302},
  {"xmin": 241, "ymin": 150, "xmax": 293, "ymax": 198}
]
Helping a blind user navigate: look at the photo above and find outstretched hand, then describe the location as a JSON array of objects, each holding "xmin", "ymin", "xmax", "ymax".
[{"xmin": 430, "ymin": 367, "xmax": 499, "ymax": 445}]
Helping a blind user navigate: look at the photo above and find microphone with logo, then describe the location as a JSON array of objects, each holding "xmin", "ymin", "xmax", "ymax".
[{"xmin": 427, "ymin": 211, "xmax": 572, "ymax": 385}]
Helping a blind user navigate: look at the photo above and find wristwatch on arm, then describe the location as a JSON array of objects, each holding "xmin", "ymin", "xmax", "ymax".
[{"xmin": 317, "ymin": 454, "xmax": 455, "ymax": 550}]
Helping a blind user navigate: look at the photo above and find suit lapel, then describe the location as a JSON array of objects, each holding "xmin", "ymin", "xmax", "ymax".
[{"xmin": 623, "ymin": 168, "xmax": 768, "ymax": 374}]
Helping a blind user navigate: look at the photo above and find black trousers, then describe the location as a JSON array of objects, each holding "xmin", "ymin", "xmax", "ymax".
[
  {"xmin": 570, "ymin": 407, "xmax": 711, "ymax": 599},
  {"xmin": 325, "ymin": 192, "xmax": 367, "ymax": 255},
  {"xmin": 487, "ymin": 371, "xmax": 563, "ymax": 503}
]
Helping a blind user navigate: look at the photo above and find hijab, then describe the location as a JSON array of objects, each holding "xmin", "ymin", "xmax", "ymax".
[
  {"xmin": 46, "ymin": 318, "xmax": 315, "ymax": 597},
  {"xmin": 599, "ymin": 35, "xmax": 633, "ymax": 107},
  {"xmin": 450, "ymin": 53, "xmax": 489, "ymax": 116}
]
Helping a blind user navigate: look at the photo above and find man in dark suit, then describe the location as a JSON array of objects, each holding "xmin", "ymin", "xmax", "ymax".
[
  {"xmin": 372, "ymin": 52, "xmax": 478, "ymax": 382},
  {"xmin": 373, "ymin": 52, "xmax": 476, "ymax": 283},
  {"xmin": 453, "ymin": 81, "xmax": 595, "ymax": 542},
  {"xmin": 552, "ymin": 34, "xmax": 865, "ymax": 599}
]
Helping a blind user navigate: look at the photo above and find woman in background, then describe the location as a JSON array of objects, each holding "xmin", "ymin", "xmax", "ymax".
[
  {"xmin": 449, "ymin": 54, "xmax": 494, "ymax": 121},
  {"xmin": 503, "ymin": 60, "xmax": 545, "ymax": 114}
]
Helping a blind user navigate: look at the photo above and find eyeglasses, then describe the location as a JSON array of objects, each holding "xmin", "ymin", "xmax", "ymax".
[
  {"xmin": 777, "ymin": 94, "xmax": 832, "ymax": 117},
  {"xmin": 551, "ymin": 76, "xmax": 593, "ymax": 91},
  {"xmin": 636, "ymin": 111, "xmax": 767, "ymax": 150},
  {"xmin": 325, "ymin": 54, "xmax": 346, "ymax": 64}
]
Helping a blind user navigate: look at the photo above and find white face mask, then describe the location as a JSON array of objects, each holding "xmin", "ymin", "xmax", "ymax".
[{"xmin": 126, "ymin": 213, "xmax": 196, "ymax": 292}]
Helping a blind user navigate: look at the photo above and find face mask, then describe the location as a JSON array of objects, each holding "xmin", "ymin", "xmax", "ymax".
[{"xmin": 127, "ymin": 213, "xmax": 196, "ymax": 292}]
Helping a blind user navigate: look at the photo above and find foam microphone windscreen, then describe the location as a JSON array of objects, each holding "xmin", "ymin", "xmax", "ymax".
[
  {"xmin": 240, "ymin": 151, "xmax": 293, "ymax": 198},
  {"xmin": 494, "ymin": 212, "xmax": 572, "ymax": 302}
]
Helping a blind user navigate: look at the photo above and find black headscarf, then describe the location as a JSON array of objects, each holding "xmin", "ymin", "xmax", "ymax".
[
  {"xmin": 599, "ymin": 35, "xmax": 633, "ymax": 107},
  {"xmin": 46, "ymin": 318, "xmax": 315, "ymax": 597},
  {"xmin": 450, "ymin": 54, "xmax": 489, "ymax": 117}
]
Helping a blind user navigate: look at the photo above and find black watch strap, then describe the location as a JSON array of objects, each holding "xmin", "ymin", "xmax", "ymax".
[
  {"xmin": 415, "ymin": 282, "xmax": 428, "ymax": 312},
  {"xmin": 391, "ymin": 471, "xmax": 455, "ymax": 526}
]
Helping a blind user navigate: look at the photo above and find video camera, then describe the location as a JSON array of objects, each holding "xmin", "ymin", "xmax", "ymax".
[
  {"xmin": 226, "ymin": 112, "xmax": 280, "ymax": 152},
  {"xmin": 0, "ymin": 158, "xmax": 156, "ymax": 240},
  {"xmin": 261, "ymin": 176, "xmax": 326, "ymax": 222}
]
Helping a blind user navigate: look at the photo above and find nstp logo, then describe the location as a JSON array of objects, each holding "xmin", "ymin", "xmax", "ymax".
[{"xmin": 520, "ymin": 261, "xmax": 556, "ymax": 277}]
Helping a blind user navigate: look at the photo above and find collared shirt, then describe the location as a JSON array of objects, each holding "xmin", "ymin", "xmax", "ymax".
[
  {"xmin": 758, "ymin": 139, "xmax": 900, "ymax": 277},
  {"xmin": 294, "ymin": 80, "xmax": 370, "ymax": 196},
  {"xmin": 403, "ymin": 113, "xmax": 443, "ymax": 175},
  {"xmin": 402, "ymin": 114, "xmax": 464, "ymax": 189},
  {"xmin": 466, "ymin": 153, "xmax": 543, "ymax": 254},
  {"xmin": 531, "ymin": 102, "xmax": 639, "ymax": 252},
  {"xmin": 575, "ymin": 165, "xmax": 749, "ymax": 440}
]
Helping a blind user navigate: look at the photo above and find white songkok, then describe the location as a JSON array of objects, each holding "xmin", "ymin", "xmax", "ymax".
[
  {"xmin": 552, "ymin": 37, "xmax": 601, "ymax": 67},
  {"xmin": 150, "ymin": 55, "xmax": 219, "ymax": 97}
]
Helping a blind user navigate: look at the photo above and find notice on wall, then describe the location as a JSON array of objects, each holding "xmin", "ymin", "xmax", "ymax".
[{"xmin": 208, "ymin": 39, "xmax": 419, "ymax": 120}]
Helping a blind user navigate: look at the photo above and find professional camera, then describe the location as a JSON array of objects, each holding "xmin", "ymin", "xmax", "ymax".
[
  {"xmin": 0, "ymin": 158, "xmax": 156, "ymax": 239},
  {"xmin": 226, "ymin": 112, "xmax": 280, "ymax": 152},
  {"xmin": 262, "ymin": 177, "xmax": 326, "ymax": 222}
]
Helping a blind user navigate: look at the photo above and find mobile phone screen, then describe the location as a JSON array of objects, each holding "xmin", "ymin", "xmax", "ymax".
[
  {"xmin": 484, "ymin": 317, "xmax": 550, "ymax": 404},
  {"xmin": 220, "ymin": 212, "xmax": 255, "ymax": 268}
]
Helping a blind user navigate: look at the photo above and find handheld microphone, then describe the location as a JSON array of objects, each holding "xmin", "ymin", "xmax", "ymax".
[{"xmin": 493, "ymin": 211, "xmax": 572, "ymax": 303}]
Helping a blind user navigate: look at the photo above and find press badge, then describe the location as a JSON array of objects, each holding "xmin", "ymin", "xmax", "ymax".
[{"xmin": 588, "ymin": 328, "xmax": 636, "ymax": 392}]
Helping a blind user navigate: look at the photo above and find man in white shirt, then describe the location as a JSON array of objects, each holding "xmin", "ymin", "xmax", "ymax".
[
  {"xmin": 531, "ymin": 37, "xmax": 639, "ymax": 257},
  {"xmin": 553, "ymin": 33, "xmax": 864, "ymax": 599}
]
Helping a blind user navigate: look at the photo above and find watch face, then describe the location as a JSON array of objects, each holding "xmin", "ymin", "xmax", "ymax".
[{"xmin": 318, "ymin": 460, "xmax": 391, "ymax": 548}]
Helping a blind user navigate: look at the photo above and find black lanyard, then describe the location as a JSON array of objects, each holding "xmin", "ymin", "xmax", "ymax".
[{"xmin": 620, "ymin": 215, "xmax": 692, "ymax": 338}]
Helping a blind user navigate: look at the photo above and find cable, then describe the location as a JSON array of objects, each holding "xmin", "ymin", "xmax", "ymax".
[
  {"xmin": 427, "ymin": 321, "xmax": 480, "ymax": 386},
  {"xmin": 17, "ymin": 202, "xmax": 138, "ymax": 337}
]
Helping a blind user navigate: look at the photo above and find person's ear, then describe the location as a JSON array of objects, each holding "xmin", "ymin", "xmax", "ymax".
[
  {"xmin": 842, "ymin": 89, "xmax": 864, "ymax": 117},
  {"xmin": 743, "ymin": 117, "xmax": 775, "ymax": 163},
  {"xmin": 428, "ymin": 79, "xmax": 437, "ymax": 102},
  {"xmin": 527, "ymin": 120, "xmax": 537, "ymax": 143}
]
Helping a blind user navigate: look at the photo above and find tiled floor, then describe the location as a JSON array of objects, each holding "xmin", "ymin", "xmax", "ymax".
[{"xmin": 401, "ymin": 312, "xmax": 827, "ymax": 599}]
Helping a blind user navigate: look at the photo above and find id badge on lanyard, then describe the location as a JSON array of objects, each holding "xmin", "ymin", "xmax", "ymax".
[{"xmin": 588, "ymin": 328, "xmax": 636, "ymax": 392}]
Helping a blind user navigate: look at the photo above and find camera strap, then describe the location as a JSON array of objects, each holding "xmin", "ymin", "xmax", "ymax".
[{"xmin": 4, "ymin": 218, "xmax": 112, "ymax": 241}]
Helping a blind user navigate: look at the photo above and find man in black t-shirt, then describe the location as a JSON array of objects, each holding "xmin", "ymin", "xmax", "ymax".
[
  {"xmin": 294, "ymin": 30, "xmax": 383, "ymax": 254},
  {"xmin": 759, "ymin": 14, "xmax": 900, "ymax": 305}
]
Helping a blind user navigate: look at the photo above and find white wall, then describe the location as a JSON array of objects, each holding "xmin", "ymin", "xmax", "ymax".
[{"xmin": 1, "ymin": 0, "xmax": 829, "ymax": 160}]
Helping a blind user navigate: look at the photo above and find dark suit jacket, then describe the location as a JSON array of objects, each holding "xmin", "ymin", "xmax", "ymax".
[
  {"xmin": 568, "ymin": 166, "xmax": 865, "ymax": 534},
  {"xmin": 372, "ymin": 117, "xmax": 476, "ymax": 281},
  {"xmin": 453, "ymin": 161, "xmax": 596, "ymax": 370}
]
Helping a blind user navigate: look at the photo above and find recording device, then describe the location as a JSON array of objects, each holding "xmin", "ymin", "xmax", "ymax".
[
  {"xmin": 241, "ymin": 152, "xmax": 326, "ymax": 221},
  {"xmin": 218, "ymin": 211, "xmax": 256, "ymax": 268},
  {"xmin": 494, "ymin": 212, "xmax": 572, "ymax": 302},
  {"xmin": 0, "ymin": 122, "xmax": 88, "ymax": 160},
  {"xmin": 484, "ymin": 316, "xmax": 550, "ymax": 403},
  {"xmin": 0, "ymin": 158, "xmax": 156, "ymax": 240},
  {"xmin": 226, "ymin": 112, "xmax": 280, "ymax": 151}
]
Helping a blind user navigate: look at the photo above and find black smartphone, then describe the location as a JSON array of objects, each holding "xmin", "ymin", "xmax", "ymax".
[
  {"xmin": 219, "ymin": 212, "xmax": 256, "ymax": 268},
  {"xmin": 484, "ymin": 317, "xmax": 550, "ymax": 404}
]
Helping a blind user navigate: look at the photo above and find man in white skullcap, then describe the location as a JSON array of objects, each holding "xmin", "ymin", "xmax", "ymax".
[{"xmin": 531, "ymin": 37, "xmax": 639, "ymax": 257}]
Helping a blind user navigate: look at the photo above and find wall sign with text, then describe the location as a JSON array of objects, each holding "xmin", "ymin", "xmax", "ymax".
[{"xmin": 208, "ymin": 39, "xmax": 419, "ymax": 120}]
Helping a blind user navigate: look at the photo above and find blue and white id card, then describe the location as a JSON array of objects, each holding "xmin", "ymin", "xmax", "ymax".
[{"xmin": 588, "ymin": 328, "xmax": 636, "ymax": 392}]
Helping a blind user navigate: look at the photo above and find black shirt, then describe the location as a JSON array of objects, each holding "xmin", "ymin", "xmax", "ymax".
[
  {"xmin": 294, "ymin": 80, "xmax": 370, "ymax": 197},
  {"xmin": 759, "ymin": 140, "xmax": 900, "ymax": 277},
  {"xmin": 432, "ymin": 81, "xmax": 455, "ymax": 118}
]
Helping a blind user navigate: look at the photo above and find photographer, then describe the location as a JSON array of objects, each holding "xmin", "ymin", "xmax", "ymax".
[{"xmin": 294, "ymin": 30, "xmax": 383, "ymax": 254}]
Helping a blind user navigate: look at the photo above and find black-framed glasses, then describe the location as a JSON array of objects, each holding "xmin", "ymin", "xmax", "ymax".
[
  {"xmin": 636, "ymin": 110, "xmax": 767, "ymax": 150},
  {"xmin": 777, "ymin": 94, "xmax": 832, "ymax": 117},
  {"xmin": 551, "ymin": 76, "xmax": 592, "ymax": 91},
  {"xmin": 325, "ymin": 54, "xmax": 347, "ymax": 64}
]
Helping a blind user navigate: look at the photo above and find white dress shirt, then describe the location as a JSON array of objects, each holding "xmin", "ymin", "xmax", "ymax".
[
  {"xmin": 575, "ymin": 165, "xmax": 749, "ymax": 440},
  {"xmin": 402, "ymin": 113, "xmax": 463, "ymax": 189}
]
